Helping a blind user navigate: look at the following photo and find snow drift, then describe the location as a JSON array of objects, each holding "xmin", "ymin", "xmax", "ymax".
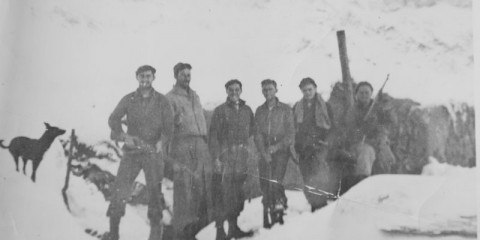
[{"xmin": 197, "ymin": 162, "xmax": 476, "ymax": 240}]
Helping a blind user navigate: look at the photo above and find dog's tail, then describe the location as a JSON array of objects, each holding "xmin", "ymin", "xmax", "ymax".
[{"xmin": 0, "ymin": 140, "xmax": 9, "ymax": 149}]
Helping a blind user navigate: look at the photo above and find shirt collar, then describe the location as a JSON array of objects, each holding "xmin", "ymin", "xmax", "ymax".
[
  {"xmin": 356, "ymin": 99, "xmax": 373, "ymax": 110},
  {"xmin": 134, "ymin": 87, "xmax": 155, "ymax": 98},
  {"xmin": 262, "ymin": 97, "xmax": 280, "ymax": 109},
  {"xmin": 172, "ymin": 84, "xmax": 193, "ymax": 97},
  {"xmin": 226, "ymin": 98, "xmax": 245, "ymax": 107}
]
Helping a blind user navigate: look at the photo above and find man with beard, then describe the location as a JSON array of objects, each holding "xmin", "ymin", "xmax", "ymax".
[
  {"xmin": 166, "ymin": 62, "xmax": 214, "ymax": 240},
  {"xmin": 254, "ymin": 79, "xmax": 295, "ymax": 228},
  {"xmin": 292, "ymin": 77, "xmax": 334, "ymax": 212},
  {"xmin": 106, "ymin": 65, "xmax": 174, "ymax": 240},
  {"xmin": 209, "ymin": 79, "xmax": 255, "ymax": 240}
]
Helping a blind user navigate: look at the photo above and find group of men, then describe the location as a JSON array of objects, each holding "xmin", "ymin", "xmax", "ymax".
[{"xmin": 105, "ymin": 63, "xmax": 395, "ymax": 240}]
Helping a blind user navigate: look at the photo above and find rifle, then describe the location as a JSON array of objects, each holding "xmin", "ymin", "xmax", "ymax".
[
  {"xmin": 359, "ymin": 74, "xmax": 390, "ymax": 144},
  {"xmin": 126, "ymin": 136, "xmax": 199, "ymax": 178},
  {"xmin": 362, "ymin": 74, "xmax": 390, "ymax": 122}
]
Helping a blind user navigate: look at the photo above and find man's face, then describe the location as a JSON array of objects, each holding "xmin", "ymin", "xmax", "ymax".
[
  {"xmin": 136, "ymin": 70, "xmax": 155, "ymax": 89},
  {"xmin": 301, "ymin": 84, "xmax": 317, "ymax": 100},
  {"xmin": 262, "ymin": 84, "xmax": 277, "ymax": 101},
  {"xmin": 356, "ymin": 85, "xmax": 373, "ymax": 105},
  {"xmin": 176, "ymin": 68, "xmax": 191, "ymax": 89},
  {"xmin": 227, "ymin": 83, "xmax": 242, "ymax": 103}
]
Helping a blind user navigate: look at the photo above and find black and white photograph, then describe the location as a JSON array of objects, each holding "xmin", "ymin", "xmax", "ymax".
[{"xmin": 0, "ymin": 0, "xmax": 477, "ymax": 239}]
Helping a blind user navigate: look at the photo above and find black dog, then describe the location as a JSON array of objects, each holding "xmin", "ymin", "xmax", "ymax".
[{"xmin": 0, "ymin": 122, "xmax": 66, "ymax": 182}]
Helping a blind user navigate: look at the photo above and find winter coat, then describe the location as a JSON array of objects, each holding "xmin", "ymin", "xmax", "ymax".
[
  {"xmin": 108, "ymin": 88, "xmax": 174, "ymax": 145},
  {"xmin": 293, "ymin": 93, "xmax": 331, "ymax": 131},
  {"xmin": 345, "ymin": 99, "xmax": 395, "ymax": 147},
  {"xmin": 254, "ymin": 98, "xmax": 295, "ymax": 157},
  {"xmin": 166, "ymin": 85, "xmax": 208, "ymax": 138},
  {"xmin": 208, "ymin": 99, "xmax": 255, "ymax": 159}
]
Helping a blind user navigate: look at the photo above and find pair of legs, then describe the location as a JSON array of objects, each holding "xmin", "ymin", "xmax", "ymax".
[
  {"xmin": 106, "ymin": 151, "xmax": 165, "ymax": 240},
  {"xmin": 258, "ymin": 150, "xmax": 289, "ymax": 228},
  {"xmin": 213, "ymin": 145, "xmax": 252, "ymax": 240},
  {"xmin": 213, "ymin": 173, "xmax": 252, "ymax": 240},
  {"xmin": 171, "ymin": 136, "xmax": 214, "ymax": 240},
  {"xmin": 297, "ymin": 145, "xmax": 331, "ymax": 212}
]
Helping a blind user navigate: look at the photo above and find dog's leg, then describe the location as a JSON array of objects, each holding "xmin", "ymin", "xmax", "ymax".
[
  {"xmin": 13, "ymin": 155, "xmax": 20, "ymax": 172},
  {"xmin": 22, "ymin": 157, "xmax": 28, "ymax": 175},
  {"xmin": 31, "ymin": 159, "xmax": 41, "ymax": 182}
]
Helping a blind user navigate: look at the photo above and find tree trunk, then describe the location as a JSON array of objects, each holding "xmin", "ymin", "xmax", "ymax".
[
  {"xmin": 336, "ymin": 30, "xmax": 355, "ymax": 110},
  {"xmin": 62, "ymin": 129, "xmax": 76, "ymax": 211}
]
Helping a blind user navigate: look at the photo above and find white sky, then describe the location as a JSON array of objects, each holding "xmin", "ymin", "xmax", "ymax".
[{"xmin": 0, "ymin": 0, "xmax": 475, "ymax": 143}]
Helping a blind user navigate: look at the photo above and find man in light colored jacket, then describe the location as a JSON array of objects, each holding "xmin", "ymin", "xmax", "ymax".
[{"xmin": 166, "ymin": 62, "xmax": 214, "ymax": 240}]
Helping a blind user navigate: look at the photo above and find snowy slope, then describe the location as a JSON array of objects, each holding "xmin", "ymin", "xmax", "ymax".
[
  {"xmin": 198, "ymin": 165, "xmax": 476, "ymax": 240},
  {"xmin": 0, "ymin": 144, "xmax": 93, "ymax": 240}
]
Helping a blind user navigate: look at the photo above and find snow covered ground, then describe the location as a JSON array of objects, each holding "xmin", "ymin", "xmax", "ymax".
[
  {"xmin": 0, "ymin": 143, "xmax": 93, "ymax": 240},
  {"xmin": 196, "ymin": 159, "xmax": 477, "ymax": 240},
  {"xmin": 1, "ymin": 138, "xmax": 475, "ymax": 240}
]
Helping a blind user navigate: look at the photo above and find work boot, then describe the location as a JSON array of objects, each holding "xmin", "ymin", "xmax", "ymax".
[
  {"xmin": 227, "ymin": 218, "xmax": 253, "ymax": 239},
  {"xmin": 263, "ymin": 206, "xmax": 271, "ymax": 229},
  {"xmin": 103, "ymin": 217, "xmax": 121, "ymax": 240},
  {"xmin": 216, "ymin": 225, "xmax": 227, "ymax": 240},
  {"xmin": 148, "ymin": 220, "xmax": 164, "ymax": 240},
  {"xmin": 270, "ymin": 201, "xmax": 285, "ymax": 226}
]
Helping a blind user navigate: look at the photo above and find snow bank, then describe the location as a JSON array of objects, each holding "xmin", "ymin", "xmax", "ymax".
[
  {"xmin": 0, "ymin": 148, "xmax": 92, "ymax": 240},
  {"xmin": 421, "ymin": 156, "xmax": 474, "ymax": 177},
  {"xmin": 196, "ymin": 167, "xmax": 476, "ymax": 240}
]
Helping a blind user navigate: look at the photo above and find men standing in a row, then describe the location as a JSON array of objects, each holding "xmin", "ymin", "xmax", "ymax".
[
  {"xmin": 254, "ymin": 79, "xmax": 295, "ymax": 228},
  {"xmin": 208, "ymin": 79, "xmax": 255, "ymax": 240},
  {"xmin": 166, "ymin": 63, "xmax": 214, "ymax": 240},
  {"xmin": 292, "ymin": 78, "xmax": 334, "ymax": 212},
  {"xmin": 107, "ymin": 65, "xmax": 174, "ymax": 240}
]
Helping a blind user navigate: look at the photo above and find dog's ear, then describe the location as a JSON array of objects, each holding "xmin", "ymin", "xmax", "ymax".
[{"xmin": 44, "ymin": 122, "xmax": 51, "ymax": 128}]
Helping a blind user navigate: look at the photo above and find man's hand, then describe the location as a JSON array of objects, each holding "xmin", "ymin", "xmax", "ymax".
[
  {"xmin": 155, "ymin": 141, "xmax": 165, "ymax": 158},
  {"xmin": 267, "ymin": 145, "xmax": 279, "ymax": 155},
  {"xmin": 289, "ymin": 145, "xmax": 299, "ymax": 164},
  {"xmin": 123, "ymin": 134, "xmax": 136, "ymax": 148},
  {"xmin": 214, "ymin": 158, "xmax": 223, "ymax": 173},
  {"xmin": 174, "ymin": 107, "xmax": 185, "ymax": 126},
  {"xmin": 263, "ymin": 153, "xmax": 272, "ymax": 163}
]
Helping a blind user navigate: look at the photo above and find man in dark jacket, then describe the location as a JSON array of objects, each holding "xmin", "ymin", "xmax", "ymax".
[
  {"xmin": 292, "ymin": 77, "xmax": 334, "ymax": 212},
  {"xmin": 106, "ymin": 65, "xmax": 174, "ymax": 240},
  {"xmin": 254, "ymin": 79, "xmax": 295, "ymax": 228},
  {"xmin": 209, "ymin": 79, "xmax": 255, "ymax": 240}
]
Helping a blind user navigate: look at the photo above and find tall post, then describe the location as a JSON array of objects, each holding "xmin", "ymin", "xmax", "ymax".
[
  {"xmin": 62, "ymin": 129, "xmax": 76, "ymax": 211},
  {"xmin": 336, "ymin": 30, "xmax": 355, "ymax": 109}
]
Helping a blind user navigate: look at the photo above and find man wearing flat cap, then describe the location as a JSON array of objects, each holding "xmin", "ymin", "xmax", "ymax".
[
  {"xmin": 106, "ymin": 65, "xmax": 174, "ymax": 240},
  {"xmin": 166, "ymin": 62, "xmax": 214, "ymax": 240}
]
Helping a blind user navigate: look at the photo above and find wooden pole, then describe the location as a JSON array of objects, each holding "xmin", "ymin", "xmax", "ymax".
[
  {"xmin": 336, "ymin": 30, "xmax": 355, "ymax": 109},
  {"xmin": 62, "ymin": 129, "xmax": 76, "ymax": 211}
]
